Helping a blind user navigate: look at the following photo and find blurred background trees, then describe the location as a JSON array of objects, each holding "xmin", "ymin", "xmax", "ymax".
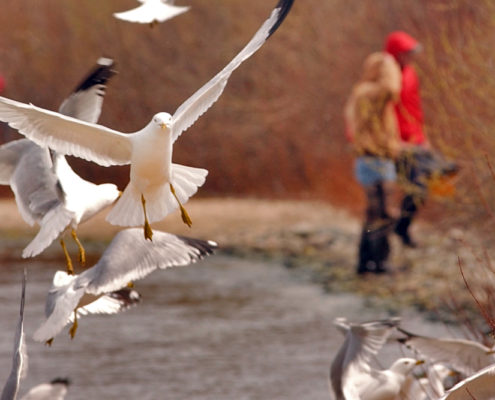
[{"xmin": 0, "ymin": 0, "xmax": 493, "ymax": 233}]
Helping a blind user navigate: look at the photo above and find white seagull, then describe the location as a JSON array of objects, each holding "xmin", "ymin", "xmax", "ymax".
[
  {"xmin": 114, "ymin": 0, "xmax": 190, "ymax": 26},
  {"xmin": 400, "ymin": 363, "xmax": 455, "ymax": 400},
  {"xmin": 330, "ymin": 317, "xmax": 423, "ymax": 400},
  {"xmin": 0, "ymin": 0, "xmax": 294, "ymax": 240},
  {"xmin": 439, "ymin": 363, "xmax": 495, "ymax": 400},
  {"xmin": 33, "ymin": 228, "xmax": 217, "ymax": 342},
  {"xmin": 0, "ymin": 58, "xmax": 120, "ymax": 274},
  {"xmin": 398, "ymin": 327, "xmax": 495, "ymax": 377},
  {"xmin": 19, "ymin": 378, "xmax": 70, "ymax": 400},
  {"xmin": 1, "ymin": 271, "xmax": 27, "ymax": 400}
]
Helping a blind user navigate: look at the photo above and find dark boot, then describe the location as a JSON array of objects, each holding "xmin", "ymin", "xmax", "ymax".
[{"xmin": 394, "ymin": 194, "xmax": 422, "ymax": 248}]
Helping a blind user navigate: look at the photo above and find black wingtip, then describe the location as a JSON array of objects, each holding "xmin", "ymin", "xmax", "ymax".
[
  {"xmin": 50, "ymin": 377, "xmax": 71, "ymax": 386},
  {"xmin": 179, "ymin": 236, "xmax": 219, "ymax": 257},
  {"xmin": 74, "ymin": 57, "xmax": 117, "ymax": 92},
  {"xmin": 268, "ymin": 0, "xmax": 295, "ymax": 38}
]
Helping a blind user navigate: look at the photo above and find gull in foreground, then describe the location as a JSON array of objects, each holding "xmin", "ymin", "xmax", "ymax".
[
  {"xmin": 0, "ymin": 58, "xmax": 120, "ymax": 274},
  {"xmin": 33, "ymin": 228, "xmax": 217, "ymax": 342},
  {"xmin": 114, "ymin": 0, "xmax": 190, "ymax": 26},
  {"xmin": 400, "ymin": 363, "xmax": 455, "ymax": 400},
  {"xmin": 1, "ymin": 271, "xmax": 27, "ymax": 400},
  {"xmin": 19, "ymin": 377, "xmax": 70, "ymax": 400},
  {"xmin": 1, "ymin": 272, "xmax": 70, "ymax": 400},
  {"xmin": 0, "ymin": 0, "xmax": 294, "ymax": 240},
  {"xmin": 438, "ymin": 363, "xmax": 495, "ymax": 400},
  {"xmin": 330, "ymin": 317, "xmax": 423, "ymax": 400},
  {"xmin": 398, "ymin": 327, "xmax": 495, "ymax": 377}
]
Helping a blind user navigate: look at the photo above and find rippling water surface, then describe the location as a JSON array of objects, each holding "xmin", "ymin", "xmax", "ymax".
[{"xmin": 0, "ymin": 254, "xmax": 457, "ymax": 399}]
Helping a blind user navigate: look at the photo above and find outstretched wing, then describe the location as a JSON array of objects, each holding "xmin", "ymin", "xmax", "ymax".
[
  {"xmin": 0, "ymin": 96, "xmax": 132, "ymax": 166},
  {"xmin": 79, "ymin": 228, "xmax": 217, "ymax": 295},
  {"xmin": 398, "ymin": 328, "xmax": 495, "ymax": 376},
  {"xmin": 337, "ymin": 318, "xmax": 401, "ymax": 400},
  {"xmin": 1, "ymin": 271, "xmax": 28, "ymax": 400},
  {"xmin": 58, "ymin": 57, "xmax": 116, "ymax": 124},
  {"xmin": 170, "ymin": 0, "xmax": 294, "ymax": 143},
  {"xmin": 439, "ymin": 363, "xmax": 495, "ymax": 400}
]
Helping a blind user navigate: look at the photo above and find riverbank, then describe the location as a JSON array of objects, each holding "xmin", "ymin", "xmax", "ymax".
[{"xmin": 0, "ymin": 197, "xmax": 485, "ymax": 324}]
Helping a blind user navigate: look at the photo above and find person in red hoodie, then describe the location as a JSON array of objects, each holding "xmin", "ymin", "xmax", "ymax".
[{"xmin": 385, "ymin": 31, "xmax": 428, "ymax": 247}]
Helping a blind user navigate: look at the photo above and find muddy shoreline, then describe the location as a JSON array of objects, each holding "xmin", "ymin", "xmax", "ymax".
[{"xmin": 0, "ymin": 197, "xmax": 484, "ymax": 325}]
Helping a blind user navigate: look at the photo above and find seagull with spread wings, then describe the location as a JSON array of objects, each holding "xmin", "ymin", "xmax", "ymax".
[
  {"xmin": 330, "ymin": 317, "xmax": 423, "ymax": 400},
  {"xmin": 0, "ymin": 0, "xmax": 294, "ymax": 240},
  {"xmin": 0, "ymin": 58, "xmax": 120, "ymax": 274},
  {"xmin": 33, "ymin": 228, "xmax": 217, "ymax": 343},
  {"xmin": 114, "ymin": 0, "xmax": 190, "ymax": 26},
  {"xmin": 398, "ymin": 327, "xmax": 495, "ymax": 377}
]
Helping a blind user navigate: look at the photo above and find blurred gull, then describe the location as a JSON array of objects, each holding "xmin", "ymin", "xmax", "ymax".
[
  {"xmin": 19, "ymin": 378, "xmax": 70, "ymax": 400},
  {"xmin": 330, "ymin": 317, "xmax": 423, "ymax": 400},
  {"xmin": 400, "ymin": 363, "xmax": 455, "ymax": 400},
  {"xmin": 398, "ymin": 327, "xmax": 495, "ymax": 377},
  {"xmin": 1, "ymin": 271, "xmax": 27, "ymax": 400},
  {"xmin": 439, "ymin": 363, "xmax": 495, "ymax": 400},
  {"xmin": 0, "ymin": 272, "xmax": 70, "ymax": 400},
  {"xmin": 0, "ymin": 58, "xmax": 120, "ymax": 274},
  {"xmin": 114, "ymin": 0, "xmax": 190, "ymax": 26},
  {"xmin": 33, "ymin": 228, "xmax": 217, "ymax": 342},
  {"xmin": 0, "ymin": 0, "xmax": 294, "ymax": 240}
]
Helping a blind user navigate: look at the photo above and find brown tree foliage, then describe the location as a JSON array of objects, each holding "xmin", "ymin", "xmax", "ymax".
[{"xmin": 0, "ymin": 0, "xmax": 493, "ymax": 228}]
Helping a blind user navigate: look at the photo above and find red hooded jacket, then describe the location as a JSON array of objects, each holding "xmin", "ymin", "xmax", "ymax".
[{"xmin": 385, "ymin": 31, "xmax": 426, "ymax": 145}]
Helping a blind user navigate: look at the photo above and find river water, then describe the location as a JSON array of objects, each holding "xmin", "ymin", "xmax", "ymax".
[{"xmin": 0, "ymin": 253, "xmax": 458, "ymax": 399}]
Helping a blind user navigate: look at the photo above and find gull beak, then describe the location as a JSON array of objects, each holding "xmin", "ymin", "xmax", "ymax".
[
  {"xmin": 415, "ymin": 360, "xmax": 425, "ymax": 366},
  {"xmin": 160, "ymin": 123, "xmax": 167, "ymax": 131}
]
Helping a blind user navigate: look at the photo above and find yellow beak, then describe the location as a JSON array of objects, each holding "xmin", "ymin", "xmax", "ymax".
[{"xmin": 160, "ymin": 123, "xmax": 167, "ymax": 130}]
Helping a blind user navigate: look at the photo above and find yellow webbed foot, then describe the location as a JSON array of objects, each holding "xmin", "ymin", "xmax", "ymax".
[{"xmin": 170, "ymin": 183, "xmax": 192, "ymax": 228}]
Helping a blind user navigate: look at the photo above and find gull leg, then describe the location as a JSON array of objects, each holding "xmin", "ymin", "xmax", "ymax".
[
  {"xmin": 46, "ymin": 338, "xmax": 53, "ymax": 346},
  {"xmin": 60, "ymin": 239, "xmax": 74, "ymax": 275},
  {"xmin": 170, "ymin": 183, "xmax": 192, "ymax": 227},
  {"xmin": 141, "ymin": 194, "xmax": 153, "ymax": 241},
  {"xmin": 71, "ymin": 229, "xmax": 86, "ymax": 266},
  {"xmin": 69, "ymin": 309, "xmax": 79, "ymax": 339}
]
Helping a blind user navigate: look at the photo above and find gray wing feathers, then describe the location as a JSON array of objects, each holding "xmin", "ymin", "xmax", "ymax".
[
  {"xmin": 1, "ymin": 271, "xmax": 27, "ymax": 400},
  {"xmin": 22, "ymin": 205, "xmax": 74, "ymax": 258},
  {"xmin": 82, "ymin": 229, "xmax": 217, "ymax": 294},
  {"xmin": 58, "ymin": 58, "xmax": 116, "ymax": 124},
  {"xmin": 0, "ymin": 139, "xmax": 35, "ymax": 184}
]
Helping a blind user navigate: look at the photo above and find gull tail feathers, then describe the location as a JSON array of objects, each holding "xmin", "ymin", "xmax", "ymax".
[
  {"xmin": 22, "ymin": 206, "xmax": 74, "ymax": 258},
  {"xmin": 106, "ymin": 164, "xmax": 207, "ymax": 226},
  {"xmin": 171, "ymin": 163, "xmax": 208, "ymax": 204},
  {"xmin": 106, "ymin": 183, "xmax": 144, "ymax": 226}
]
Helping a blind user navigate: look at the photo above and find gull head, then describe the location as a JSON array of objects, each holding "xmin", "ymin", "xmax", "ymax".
[
  {"xmin": 152, "ymin": 112, "xmax": 172, "ymax": 131},
  {"xmin": 390, "ymin": 358, "xmax": 424, "ymax": 375}
]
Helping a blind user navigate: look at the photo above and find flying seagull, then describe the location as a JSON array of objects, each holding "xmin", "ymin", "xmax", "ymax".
[
  {"xmin": 0, "ymin": 0, "xmax": 294, "ymax": 240},
  {"xmin": 0, "ymin": 58, "xmax": 120, "ymax": 274},
  {"xmin": 398, "ymin": 327, "xmax": 495, "ymax": 377},
  {"xmin": 19, "ymin": 378, "xmax": 70, "ymax": 400},
  {"xmin": 330, "ymin": 317, "xmax": 423, "ymax": 400},
  {"xmin": 33, "ymin": 228, "xmax": 217, "ymax": 342},
  {"xmin": 114, "ymin": 0, "xmax": 190, "ymax": 26},
  {"xmin": 1, "ymin": 271, "xmax": 27, "ymax": 400}
]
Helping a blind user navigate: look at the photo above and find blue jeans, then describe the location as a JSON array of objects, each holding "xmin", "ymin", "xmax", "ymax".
[{"xmin": 355, "ymin": 156, "xmax": 396, "ymax": 187}]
